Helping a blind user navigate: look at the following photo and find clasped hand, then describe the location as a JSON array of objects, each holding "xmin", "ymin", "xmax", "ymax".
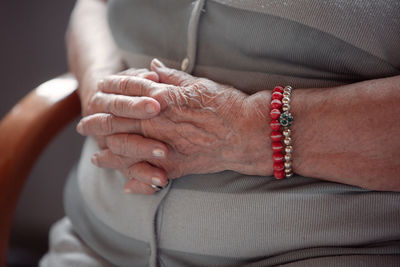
[{"xmin": 77, "ymin": 59, "xmax": 272, "ymax": 194}]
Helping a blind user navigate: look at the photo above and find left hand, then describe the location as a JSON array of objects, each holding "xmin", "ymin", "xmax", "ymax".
[
  {"xmin": 77, "ymin": 59, "xmax": 273, "ymax": 183},
  {"xmin": 81, "ymin": 68, "xmax": 161, "ymax": 150}
]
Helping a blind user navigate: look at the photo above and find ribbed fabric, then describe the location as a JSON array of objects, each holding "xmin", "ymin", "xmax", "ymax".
[
  {"xmin": 61, "ymin": 1, "xmax": 400, "ymax": 266},
  {"xmin": 212, "ymin": 0, "xmax": 400, "ymax": 68}
]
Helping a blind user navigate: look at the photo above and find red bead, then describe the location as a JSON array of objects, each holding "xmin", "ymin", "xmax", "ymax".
[
  {"xmin": 270, "ymin": 109, "xmax": 281, "ymax": 119},
  {"xmin": 270, "ymin": 131, "xmax": 282, "ymax": 142},
  {"xmin": 272, "ymin": 141, "xmax": 283, "ymax": 152},
  {"xmin": 274, "ymin": 170, "xmax": 285, "ymax": 179},
  {"xmin": 270, "ymin": 120, "xmax": 281, "ymax": 131},
  {"xmin": 273, "ymin": 162, "xmax": 284, "ymax": 171},
  {"xmin": 273, "ymin": 86, "xmax": 284, "ymax": 93},
  {"xmin": 272, "ymin": 152, "xmax": 284, "ymax": 162},
  {"xmin": 271, "ymin": 91, "xmax": 283, "ymax": 100},
  {"xmin": 270, "ymin": 99, "xmax": 282, "ymax": 110}
]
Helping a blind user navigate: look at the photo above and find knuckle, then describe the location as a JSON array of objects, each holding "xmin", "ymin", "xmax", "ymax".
[
  {"xmin": 151, "ymin": 89, "xmax": 167, "ymax": 100},
  {"xmin": 126, "ymin": 98, "xmax": 138, "ymax": 112},
  {"xmin": 110, "ymin": 96, "xmax": 126, "ymax": 116},
  {"xmin": 92, "ymin": 154, "xmax": 104, "ymax": 166},
  {"xmin": 166, "ymin": 90, "xmax": 177, "ymax": 105},
  {"xmin": 120, "ymin": 156, "xmax": 134, "ymax": 167},
  {"xmin": 87, "ymin": 92, "xmax": 102, "ymax": 114},
  {"xmin": 166, "ymin": 163, "xmax": 183, "ymax": 179},
  {"xmin": 95, "ymin": 151, "xmax": 109, "ymax": 166},
  {"xmin": 128, "ymin": 163, "xmax": 143, "ymax": 178},
  {"xmin": 123, "ymin": 166, "xmax": 134, "ymax": 179},
  {"xmin": 84, "ymin": 116, "xmax": 101, "ymax": 133},
  {"xmin": 135, "ymin": 137, "xmax": 152, "ymax": 159},
  {"xmin": 100, "ymin": 115, "xmax": 113, "ymax": 134},
  {"xmin": 164, "ymin": 69, "xmax": 177, "ymax": 81},
  {"xmin": 150, "ymin": 88, "xmax": 169, "ymax": 106},
  {"xmin": 138, "ymin": 78, "xmax": 151, "ymax": 96},
  {"xmin": 106, "ymin": 136, "xmax": 117, "ymax": 150},
  {"xmin": 131, "ymin": 140, "xmax": 143, "ymax": 158},
  {"xmin": 110, "ymin": 96, "xmax": 119, "ymax": 114},
  {"xmin": 176, "ymin": 143, "xmax": 195, "ymax": 155},
  {"xmin": 191, "ymin": 79, "xmax": 207, "ymax": 91},
  {"xmin": 120, "ymin": 134, "xmax": 129, "ymax": 155},
  {"xmin": 118, "ymin": 77, "xmax": 131, "ymax": 95},
  {"xmin": 116, "ymin": 97, "xmax": 138, "ymax": 117},
  {"xmin": 107, "ymin": 135, "xmax": 125, "ymax": 155},
  {"xmin": 78, "ymin": 118, "xmax": 88, "ymax": 133}
]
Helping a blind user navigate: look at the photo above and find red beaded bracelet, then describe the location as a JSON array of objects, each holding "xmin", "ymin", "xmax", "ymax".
[
  {"xmin": 269, "ymin": 85, "xmax": 295, "ymax": 179},
  {"xmin": 270, "ymin": 86, "xmax": 285, "ymax": 179}
]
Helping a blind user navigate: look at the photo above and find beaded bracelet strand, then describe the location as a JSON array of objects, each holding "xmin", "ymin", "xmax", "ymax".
[
  {"xmin": 269, "ymin": 85, "xmax": 294, "ymax": 179},
  {"xmin": 280, "ymin": 86, "xmax": 294, "ymax": 178},
  {"xmin": 270, "ymin": 86, "xmax": 285, "ymax": 179}
]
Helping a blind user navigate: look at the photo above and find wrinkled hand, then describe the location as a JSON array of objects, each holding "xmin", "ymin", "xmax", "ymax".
[
  {"xmin": 80, "ymin": 68, "xmax": 162, "ymax": 149},
  {"xmin": 77, "ymin": 59, "xmax": 272, "ymax": 194}
]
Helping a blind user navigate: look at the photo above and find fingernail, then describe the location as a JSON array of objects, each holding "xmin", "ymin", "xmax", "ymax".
[
  {"xmin": 91, "ymin": 155, "xmax": 99, "ymax": 166},
  {"xmin": 152, "ymin": 58, "xmax": 165, "ymax": 68},
  {"xmin": 151, "ymin": 184, "xmax": 162, "ymax": 191},
  {"xmin": 152, "ymin": 148, "xmax": 165, "ymax": 158},
  {"xmin": 145, "ymin": 103, "xmax": 157, "ymax": 114},
  {"xmin": 98, "ymin": 80, "xmax": 104, "ymax": 90},
  {"xmin": 151, "ymin": 177, "xmax": 162, "ymax": 186},
  {"xmin": 124, "ymin": 188, "xmax": 132, "ymax": 194},
  {"xmin": 76, "ymin": 122, "xmax": 83, "ymax": 134}
]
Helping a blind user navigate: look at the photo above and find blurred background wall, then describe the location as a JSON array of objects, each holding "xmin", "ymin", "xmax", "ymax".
[{"xmin": 0, "ymin": 1, "xmax": 84, "ymax": 265}]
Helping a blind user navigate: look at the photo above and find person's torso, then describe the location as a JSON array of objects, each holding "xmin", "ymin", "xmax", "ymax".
[{"xmin": 66, "ymin": 1, "xmax": 400, "ymax": 266}]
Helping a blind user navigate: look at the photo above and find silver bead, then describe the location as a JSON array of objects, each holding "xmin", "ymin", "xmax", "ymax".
[
  {"xmin": 284, "ymin": 168, "xmax": 292, "ymax": 174},
  {"xmin": 282, "ymin": 97, "xmax": 290, "ymax": 104},
  {"xmin": 285, "ymin": 172, "xmax": 294, "ymax": 178},
  {"xmin": 284, "ymin": 86, "xmax": 293, "ymax": 92},
  {"xmin": 284, "ymin": 154, "xmax": 291, "ymax": 161},
  {"xmin": 282, "ymin": 103, "xmax": 290, "ymax": 112},
  {"xmin": 285, "ymin": 145, "xmax": 293, "ymax": 154},
  {"xmin": 283, "ymin": 128, "xmax": 291, "ymax": 137},
  {"xmin": 284, "ymin": 161, "xmax": 292, "ymax": 168},
  {"xmin": 283, "ymin": 91, "xmax": 291, "ymax": 97},
  {"xmin": 284, "ymin": 137, "xmax": 292, "ymax": 145}
]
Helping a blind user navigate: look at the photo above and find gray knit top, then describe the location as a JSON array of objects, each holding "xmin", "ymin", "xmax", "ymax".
[{"xmin": 65, "ymin": 1, "xmax": 400, "ymax": 266}]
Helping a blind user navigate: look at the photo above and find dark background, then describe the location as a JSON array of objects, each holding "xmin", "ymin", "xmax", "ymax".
[{"xmin": 0, "ymin": 1, "xmax": 83, "ymax": 265}]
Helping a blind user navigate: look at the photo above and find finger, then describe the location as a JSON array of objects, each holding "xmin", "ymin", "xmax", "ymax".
[
  {"xmin": 138, "ymin": 71, "xmax": 159, "ymax": 82},
  {"xmin": 150, "ymin": 58, "xmax": 196, "ymax": 86},
  {"xmin": 122, "ymin": 162, "xmax": 168, "ymax": 188},
  {"xmin": 106, "ymin": 134, "xmax": 168, "ymax": 160},
  {"xmin": 91, "ymin": 149, "xmax": 134, "ymax": 169},
  {"xmin": 118, "ymin": 68, "xmax": 159, "ymax": 83},
  {"xmin": 123, "ymin": 179, "xmax": 156, "ymax": 195},
  {"xmin": 77, "ymin": 113, "xmax": 141, "ymax": 136},
  {"xmin": 91, "ymin": 150, "xmax": 164, "ymax": 195},
  {"xmin": 87, "ymin": 92, "xmax": 160, "ymax": 118},
  {"xmin": 99, "ymin": 74, "xmax": 161, "ymax": 97}
]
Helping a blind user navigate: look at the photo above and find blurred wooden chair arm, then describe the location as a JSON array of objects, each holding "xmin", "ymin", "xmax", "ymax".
[{"xmin": 0, "ymin": 74, "xmax": 81, "ymax": 266}]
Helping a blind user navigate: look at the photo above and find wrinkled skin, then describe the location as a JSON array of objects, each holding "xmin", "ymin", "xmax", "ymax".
[
  {"xmin": 77, "ymin": 59, "xmax": 272, "ymax": 194},
  {"xmin": 80, "ymin": 68, "xmax": 162, "ymax": 149}
]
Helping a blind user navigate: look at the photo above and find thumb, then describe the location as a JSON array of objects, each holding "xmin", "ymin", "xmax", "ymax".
[{"xmin": 150, "ymin": 58, "xmax": 196, "ymax": 86}]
